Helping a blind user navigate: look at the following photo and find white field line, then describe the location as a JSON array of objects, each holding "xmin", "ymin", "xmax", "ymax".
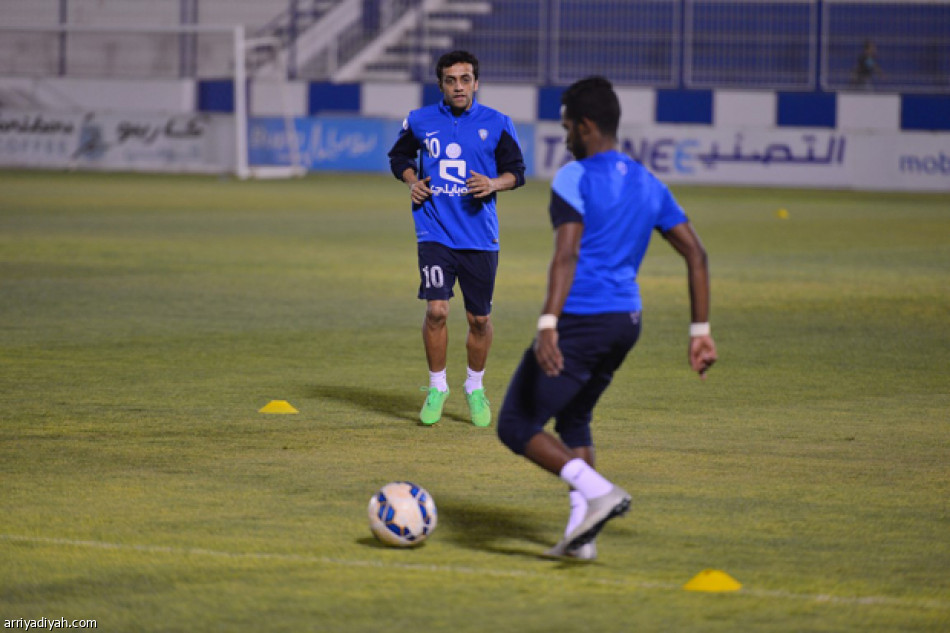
[{"xmin": 3, "ymin": 534, "xmax": 948, "ymax": 611}]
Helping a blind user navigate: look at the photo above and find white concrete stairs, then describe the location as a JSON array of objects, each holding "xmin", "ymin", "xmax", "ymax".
[{"xmin": 331, "ymin": 0, "xmax": 492, "ymax": 82}]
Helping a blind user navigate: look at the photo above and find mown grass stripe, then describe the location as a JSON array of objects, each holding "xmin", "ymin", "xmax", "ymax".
[{"xmin": 4, "ymin": 533, "xmax": 947, "ymax": 611}]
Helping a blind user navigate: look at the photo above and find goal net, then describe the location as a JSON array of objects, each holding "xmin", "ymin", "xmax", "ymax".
[{"xmin": 0, "ymin": 23, "xmax": 304, "ymax": 179}]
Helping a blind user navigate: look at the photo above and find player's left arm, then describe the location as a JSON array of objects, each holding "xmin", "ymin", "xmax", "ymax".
[
  {"xmin": 467, "ymin": 124, "xmax": 526, "ymax": 199},
  {"xmin": 467, "ymin": 171, "xmax": 518, "ymax": 199},
  {"xmin": 662, "ymin": 221, "xmax": 718, "ymax": 379}
]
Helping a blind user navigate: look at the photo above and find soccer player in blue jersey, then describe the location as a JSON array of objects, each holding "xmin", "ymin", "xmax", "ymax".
[
  {"xmin": 497, "ymin": 76, "xmax": 717, "ymax": 559},
  {"xmin": 388, "ymin": 50, "xmax": 526, "ymax": 428}
]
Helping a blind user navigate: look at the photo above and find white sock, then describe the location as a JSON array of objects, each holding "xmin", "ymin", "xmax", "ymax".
[
  {"xmin": 429, "ymin": 369, "xmax": 448, "ymax": 392},
  {"xmin": 559, "ymin": 458, "xmax": 613, "ymax": 500},
  {"xmin": 565, "ymin": 490, "xmax": 588, "ymax": 536},
  {"xmin": 464, "ymin": 367, "xmax": 484, "ymax": 394}
]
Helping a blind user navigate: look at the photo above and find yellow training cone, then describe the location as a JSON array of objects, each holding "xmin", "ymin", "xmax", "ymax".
[
  {"xmin": 259, "ymin": 400, "xmax": 299, "ymax": 414},
  {"xmin": 683, "ymin": 569, "xmax": 742, "ymax": 592},
  {"xmin": 775, "ymin": 208, "xmax": 789, "ymax": 219}
]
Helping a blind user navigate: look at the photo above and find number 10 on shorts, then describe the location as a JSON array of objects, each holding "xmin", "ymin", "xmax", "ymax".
[{"xmin": 422, "ymin": 265, "xmax": 445, "ymax": 289}]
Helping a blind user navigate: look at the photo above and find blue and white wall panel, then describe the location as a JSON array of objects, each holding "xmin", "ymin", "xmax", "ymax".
[
  {"xmin": 0, "ymin": 76, "xmax": 947, "ymax": 190},
  {"xmin": 333, "ymin": 82, "xmax": 948, "ymax": 191}
]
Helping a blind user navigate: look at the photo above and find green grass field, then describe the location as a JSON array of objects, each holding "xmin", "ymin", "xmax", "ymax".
[{"xmin": 1, "ymin": 170, "xmax": 948, "ymax": 632}]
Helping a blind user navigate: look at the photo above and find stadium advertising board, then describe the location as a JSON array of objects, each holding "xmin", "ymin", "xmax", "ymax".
[
  {"xmin": 0, "ymin": 110, "xmax": 233, "ymax": 173},
  {"xmin": 535, "ymin": 123, "xmax": 950, "ymax": 192},
  {"xmin": 249, "ymin": 117, "xmax": 536, "ymax": 175},
  {"xmin": 249, "ymin": 116, "xmax": 402, "ymax": 172}
]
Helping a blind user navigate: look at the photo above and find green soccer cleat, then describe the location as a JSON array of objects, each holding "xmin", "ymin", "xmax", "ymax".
[
  {"xmin": 465, "ymin": 388, "xmax": 491, "ymax": 428},
  {"xmin": 419, "ymin": 387, "xmax": 450, "ymax": 425}
]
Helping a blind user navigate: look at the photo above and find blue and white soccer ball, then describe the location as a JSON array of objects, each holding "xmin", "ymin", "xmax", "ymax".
[{"xmin": 368, "ymin": 481, "xmax": 437, "ymax": 547}]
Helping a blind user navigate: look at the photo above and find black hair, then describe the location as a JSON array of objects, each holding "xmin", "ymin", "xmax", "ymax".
[
  {"xmin": 436, "ymin": 50, "xmax": 480, "ymax": 82},
  {"xmin": 560, "ymin": 76, "xmax": 621, "ymax": 138}
]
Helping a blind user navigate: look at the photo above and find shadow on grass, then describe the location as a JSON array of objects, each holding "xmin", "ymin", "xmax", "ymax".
[
  {"xmin": 433, "ymin": 495, "xmax": 565, "ymax": 560},
  {"xmin": 355, "ymin": 493, "xmax": 594, "ymax": 566},
  {"xmin": 306, "ymin": 384, "xmax": 478, "ymax": 427},
  {"xmin": 356, "ymin": 497, "xmax": 555, "ymax": 561},
  {"xmin": 307, "ymin": 384, "xmax": 419, "ymax": 422},
  {"xmin": 356, "ymin": 536, "xmax": 397, "ymax": 550}
]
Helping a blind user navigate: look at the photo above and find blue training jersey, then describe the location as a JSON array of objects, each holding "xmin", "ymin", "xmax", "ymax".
[
  {"xmin": 388, "ymin": 99, "xmax": 525, "ymax": 251},
  {"xmin": 549, "ymin": 150, "xmax": 689, "ymax": 314}
]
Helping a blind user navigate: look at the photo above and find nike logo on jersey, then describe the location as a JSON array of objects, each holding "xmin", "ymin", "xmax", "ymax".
[{"xmin": 426, "ymin": 131, "xmax": 439, "ymax": 137}]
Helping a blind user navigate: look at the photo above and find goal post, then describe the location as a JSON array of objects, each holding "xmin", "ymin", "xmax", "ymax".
[
  {"xmin": 238, "ymin": 29, "xmax": 307, "ymax": 180},
  {"xmin": 0, "ymin": 23, "xmax": 305, "ymax": 179}
]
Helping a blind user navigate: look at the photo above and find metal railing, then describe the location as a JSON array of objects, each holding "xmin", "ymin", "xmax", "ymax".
[{"xmin": 1, "ymin": 0, "xmax": 947, "ymax": 92}]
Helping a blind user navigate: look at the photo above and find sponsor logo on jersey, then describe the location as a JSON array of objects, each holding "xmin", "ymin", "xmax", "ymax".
[
  {"xmin": 440, "ymin": 159, "xmax": 466, "ymax": 184},
  {"xmin": 431, "ymin": 183, "xmax": 469, "ymax": 196}
]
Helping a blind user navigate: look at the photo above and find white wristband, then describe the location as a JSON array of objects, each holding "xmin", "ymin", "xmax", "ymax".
[
  {"xmin": 537, "ymin": 314, "xmax": 558, "ymax": 331},
  {"xmin": 690, "ymin": 322, "xmax": 711, "ymax": 337}
]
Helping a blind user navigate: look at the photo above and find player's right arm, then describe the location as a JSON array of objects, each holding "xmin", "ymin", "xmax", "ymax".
[
  {"xmin": 534, "ymin": 221, "xmax": 582, "ymax": 377},
  {"xmin": 388, "ymin": 119, "xmax": 432, "ymax": 204},
  {"xmin": 402, "ymin": 169, "xmax": 432, "ymax": 205},
  {"xmin": 534, "ymin": 162, "xmax": 586, "ymax": 377}
]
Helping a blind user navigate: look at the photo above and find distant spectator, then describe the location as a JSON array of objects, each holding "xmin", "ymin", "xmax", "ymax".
[{"xmin": 853, "ymin": 39, "xmax": 884, "ymax": 90}]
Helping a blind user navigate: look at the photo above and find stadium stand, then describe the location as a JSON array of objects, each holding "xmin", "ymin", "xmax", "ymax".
[
  {"xmin": 2, "ymin": 0, "xmax": 947, "ymax": 94},
  {"xmin": 1, "ymin": 0, "xmax": 947, "ymax": 188},
  {"xmin": 823, "ymin": 1, "xmax": 950, "ymax": 92}
]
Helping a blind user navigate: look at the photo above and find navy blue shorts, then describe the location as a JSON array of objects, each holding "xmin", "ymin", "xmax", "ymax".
[
  {"xmin": 497, "ymin": 311, "xmax": 642, "ymax": 455},
  {"xmin": 417, "ymin": 241, "xmax": 499, "ymax": 317}
]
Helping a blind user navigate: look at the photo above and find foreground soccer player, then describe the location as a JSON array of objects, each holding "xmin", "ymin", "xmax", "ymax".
[
  {"xmin": 388, "ymin": 50, "xmax": 526, "ymax": 428},
  {"xmin": 496, "ymin": 76, "xmax": 717, "ymax": 559}
]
